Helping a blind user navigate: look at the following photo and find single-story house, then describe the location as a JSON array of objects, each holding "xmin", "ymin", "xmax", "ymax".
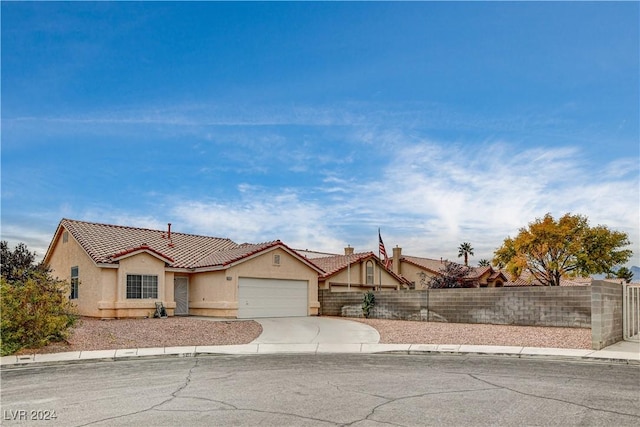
[
  {"xmin": 304, "ymin": 246, "xmax": 408, "ymax": 292},
  {"xmin": 44, "ymin": 219, "xmax": 323, "ymax": 319},
  {"xmin": 389, "ymin": 247, "xmax": 507, "ymax": 289},
  {"xmin": 502, "ymin": 269, "xmax": 593, "ymax": 287}
]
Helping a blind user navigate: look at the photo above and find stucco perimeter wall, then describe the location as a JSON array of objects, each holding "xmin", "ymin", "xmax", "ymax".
[
  {"xmin": 591, "ymin": 280, "xmax": 623, "ymax": 350},
  {"xmin": 319, "ymin": 287, "xmax": 592, "ymax": 328}
]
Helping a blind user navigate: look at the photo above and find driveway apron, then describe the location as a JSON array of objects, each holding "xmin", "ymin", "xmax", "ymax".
[{"xmin": 251, "ymin": 317, "xmax": 380, "ymax": 344}]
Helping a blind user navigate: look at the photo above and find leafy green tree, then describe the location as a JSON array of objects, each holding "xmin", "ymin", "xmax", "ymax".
[
  {"xmin": 478, "ymin": 259, "xmax": 491, "ymax": 267},
  {"xmin": 0, "ymin": 242, "xmax": 77, "ymax": 355},
  {"xmin": 616, "ymin": 267, "xmax": 634, "ymax": 284},
  {"xmin": 493, "ymin": 213, "xmax": 632, "ymax": 286},
  {"xmin": 457, "ymin": 242, "xmax": 474, "ymax": 266}
]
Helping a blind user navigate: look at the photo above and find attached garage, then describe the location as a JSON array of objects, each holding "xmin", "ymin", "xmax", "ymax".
[{"xmin": 238, "ymin": 277, "xmax": 308, "ymax": 318}]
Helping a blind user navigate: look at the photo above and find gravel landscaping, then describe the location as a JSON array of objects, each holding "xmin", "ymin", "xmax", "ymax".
[
  {"xmin": 352, "ymin": 318, "xmax": 592, "ymax": 349},
  {"xmin": 14, "ymin": 315, "xmax": 591, "ymax": 355}
]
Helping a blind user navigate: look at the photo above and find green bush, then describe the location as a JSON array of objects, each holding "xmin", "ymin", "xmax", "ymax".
[
  {"xmin": 1, "ymin": 272, "xmax": 77, "ymax": 356},
  {"xmin": 362, "ymin": 290, "xmax": 375, "ymax": 318}
]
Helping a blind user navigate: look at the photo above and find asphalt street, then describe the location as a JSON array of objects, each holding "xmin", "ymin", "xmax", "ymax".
[{"xmin": 1, "ymin": 354, "xmax": 639, "ymax": 426}]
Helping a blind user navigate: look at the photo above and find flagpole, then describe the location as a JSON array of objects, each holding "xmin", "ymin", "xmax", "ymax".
[{"xmin": 378, "ymin": 228, "xmax": 382, "ymax": 291}]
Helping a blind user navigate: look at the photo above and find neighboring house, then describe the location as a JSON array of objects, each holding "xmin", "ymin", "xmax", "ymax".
[
  {"xmin": 44, "ymin": 219, "xmax": 323, "ymax": 319},
  {"xmin": 389, "ymin": 247, "xmax": 507, "ymax": 289},
  {"xmin": 304, "ymin": 247, "xmax": 408, "ymax": 292},
  {"xmin": 502, "ymin": 269, "xmax": 592, "ymax": 287}
]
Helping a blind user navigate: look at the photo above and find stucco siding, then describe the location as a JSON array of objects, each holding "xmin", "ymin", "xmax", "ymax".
[
  {"xmin": 229, "ymin": 248, "xmax": 319, "ymax": 315},
  {"xmin": 46, "ymin": 228, "xmax": 105, "ymax": 317},
  {"xmin": 189, "ymin": 248, "xmax": 319, "ymax": 317},
  {"xmin": 401, "ymin": 263, "xmax": 438, "ymax": 290},
  {"xmin": 189, "ymin": 270, "xmax": 237, "ymax": 317}
]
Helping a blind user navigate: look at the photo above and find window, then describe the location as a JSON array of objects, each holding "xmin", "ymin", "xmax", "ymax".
[
  {"xmin": 70, "ymin": 266, "xmax": 79, "ymax": 299},
  {"xmin": 126, "ymin": 274, "xmax": 158, "ymax": 299},
  {"xmin": 366, "ymin": 261, "xmax": 374, "ymax": 284}
]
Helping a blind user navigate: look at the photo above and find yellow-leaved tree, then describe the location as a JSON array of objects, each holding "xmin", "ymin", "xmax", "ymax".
[{"xmin": 493, "ymin": 213, "xmax": 632, "ymax": 286}]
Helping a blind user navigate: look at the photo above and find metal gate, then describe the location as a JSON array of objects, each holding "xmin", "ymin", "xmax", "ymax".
[{"xmin": 623, "ymin": 284, "xmax": 640, "ymax": 342}]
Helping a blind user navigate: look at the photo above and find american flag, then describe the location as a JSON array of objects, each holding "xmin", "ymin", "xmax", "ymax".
[{"xmin": 378, "ymin": 229, "xmax": 390, "ymax": 269}]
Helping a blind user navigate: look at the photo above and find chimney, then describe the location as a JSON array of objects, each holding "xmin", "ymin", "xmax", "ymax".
[
  {"xmin": 392, "ymin": 246, "xmax": 402, "ymax": 275},
  {"xmin": 344, "ymin": 245, "xmax": 354, "ymax": 256},
  {"xmin": 167, "ymin": 223, "xmax": 174, "ymax": 247}
]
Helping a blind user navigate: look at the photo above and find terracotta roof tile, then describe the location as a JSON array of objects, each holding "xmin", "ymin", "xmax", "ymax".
[
  {"xmin": 501, "ymin": 269, "xmax": 592, "ymax": 287},
  {"xmin": 193, "ymin": 241, "xmax": 281, "ymax": 268},
  {"xmin": 400, "ymin": 256, "xmax": 449, "ymax": 273},
  {"xmin": 56, "ymin": 218, "xmax": 238, "ymax": 268},
  {"xmin": 312, "ymin": 252, "xmax": 375, "ymax": 278}
]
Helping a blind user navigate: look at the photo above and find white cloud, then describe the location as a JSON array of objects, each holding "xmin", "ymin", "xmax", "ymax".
[
  {"xmin": 170, "ymin": 189, "xmax": 344, "ymax": 251},
  {"xmin": 161, "ymin": 138, "xmax": 638, "ymax": 268}
]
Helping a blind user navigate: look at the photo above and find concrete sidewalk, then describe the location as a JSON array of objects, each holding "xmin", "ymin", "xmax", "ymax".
[
  {"xmin": 2, "ymin": 340, "xmax": 638, "ymax": 367},
  {"xmin": 2, "ymin": 317, "xmax": 638, "ymax": 367}
]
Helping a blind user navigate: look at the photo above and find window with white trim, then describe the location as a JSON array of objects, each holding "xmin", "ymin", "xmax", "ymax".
[
  {"xmin": 126, "ymin": 274, "xmax": 158, "ymax": 299},
  {"xmin": 70, "ymin": 266, "xmax": 79, "ymax": 299},
  {"xmin": 366, "ymin": 261, "xmax": 374, "ymax": 284}
]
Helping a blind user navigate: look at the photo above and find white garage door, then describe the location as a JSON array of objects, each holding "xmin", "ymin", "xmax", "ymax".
[{"xmin": 238, "ymin": 278, "xmax": 308, "ymax": 318}]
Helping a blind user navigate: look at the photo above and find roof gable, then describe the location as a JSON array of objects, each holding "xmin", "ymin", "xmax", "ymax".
[
  {"xmin": 313, "ymin": 252, "xmax": 376, "ymax": 278},
  {"xmin": 312, "ymin": 252, "xmax": 410, "ymax": 284},
  {"xmin": 111, "ymin": 245, "xmax": 174, "ymax": 264},
  {"xmin": 194, "ymin": 240, "xmax": 324, "ymax": 272}
]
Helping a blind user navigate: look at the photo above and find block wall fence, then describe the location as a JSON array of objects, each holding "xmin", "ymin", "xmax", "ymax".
[{"xmin": 318, "ymin": 280, "xmax": 623, "ymax": 350}]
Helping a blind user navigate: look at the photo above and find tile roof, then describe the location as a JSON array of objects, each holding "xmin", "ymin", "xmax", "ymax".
[
  {"xmin": 311, "ymin": 252, "xmax": 410, "ymax": 285},
  {"xmin": 501, "ymin": 269, "xmax": 592, "ymax": 287},
  {"xmin": 294, "ymin": 249, "xmax": 341, "ymax": 259},
  {"xmin": 312, "ymin": 252, "xmax": 376, "ymax": 278},
  {"xmin": 399, "ymin": 256, "xmax": 450, "ymax": 273},
  {"xmin": 49, "ymin": 219, "xmax": 239, "ymax": 269},
  {"xmin": 47, "ymin": 219, "xmax": 325, "ymax": 272}
]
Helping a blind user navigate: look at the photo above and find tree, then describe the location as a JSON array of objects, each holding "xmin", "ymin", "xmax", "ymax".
[
  {"xmin": 616, "ymin": 267, "xmax": 634, "ymax": 284},
  {"xmin": 0, "ymin": 241, "xmax": 46, "ymax": 284},
  {"xmin": 493, "ymin": 213, "xmax": 632, "ymax": 287},
  {"xmin": 478, "ymin": 259, "xmax": 491, "ymax": 267},
  {"xmin": 457, "ymin": 242, "xmax": 474, "ymax": 266},
  {"xmin": 0, "ymin": 242, "xmax": 76, "ymax": 355},
  {"xmin": 428, "ymin": 261, "xmax": 474, "ymax": 289}
]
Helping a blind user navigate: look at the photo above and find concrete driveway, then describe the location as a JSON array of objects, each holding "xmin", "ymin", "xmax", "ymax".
[{"xmin": 251, "ymin": 317, "xmax": 380, "ymax": 344}]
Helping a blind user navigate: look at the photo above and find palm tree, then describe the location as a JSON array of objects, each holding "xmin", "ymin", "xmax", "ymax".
[
  {"xmin": 478, "ymin": 259, "xmax": 490, "ymax": 267},
  {"xmin": 458, "ymin": 242, "xmax": 474, "ymax": 266}
]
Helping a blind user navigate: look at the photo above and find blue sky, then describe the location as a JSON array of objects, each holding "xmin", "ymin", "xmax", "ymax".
[{"xmin": 2, "ymin": 2, "xmax": 639, "ymax": 268}]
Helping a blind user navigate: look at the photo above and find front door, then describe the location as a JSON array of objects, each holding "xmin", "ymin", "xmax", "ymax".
[{"xmin": 174, "ymin": 277, "xmax": 189, "ymax": 316}]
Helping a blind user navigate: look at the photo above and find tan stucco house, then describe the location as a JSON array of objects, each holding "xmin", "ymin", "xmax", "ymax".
[
  {"xmin": 44, "ymin": 219, "xmax": 323, "ymax": 319},
  {"xmin": 301, "ymin": 247, "xmax": 409, "ymax": 292},
  {"xmin": 389, "ymin": 247, "xmax": 507, "ymax": 289}
]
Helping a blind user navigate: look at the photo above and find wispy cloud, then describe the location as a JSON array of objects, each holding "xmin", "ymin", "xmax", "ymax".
[
  {"xmin": 3, "ymin": 104, "xmax": 638, "ymax": 266},
  {"xmin": 161, "ymin": 138, "xmax": 638, "ymax": 265}
]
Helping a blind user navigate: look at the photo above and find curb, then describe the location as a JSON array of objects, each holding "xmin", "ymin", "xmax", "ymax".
[{"xmin": 2, "ymin": 343, "xmax": 638, "ymax": 368}]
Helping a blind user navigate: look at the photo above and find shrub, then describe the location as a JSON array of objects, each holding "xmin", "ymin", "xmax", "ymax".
[
  {"xmin": 362, "ymin": 290, "xmax": 375, "ymax": 318},
  {"xmin": 1, "ymin": 272, "xmax": 77, "ymax": 356}
]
